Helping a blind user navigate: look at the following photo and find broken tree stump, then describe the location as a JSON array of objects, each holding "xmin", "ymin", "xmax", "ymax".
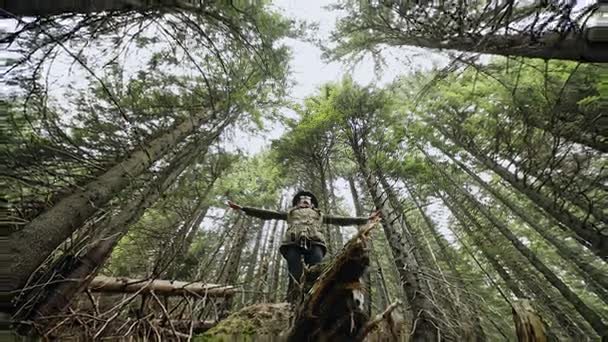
[{"xmin": 286, "ymin": 220, "xmax": 379, "ymax": 342}]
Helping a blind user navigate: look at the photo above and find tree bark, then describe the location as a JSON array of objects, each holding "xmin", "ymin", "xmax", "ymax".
[
  {"xmin": 244, "ymin": 222, "xmax": 265, "ymax": 302},
  {"xmin": 439, "ymin": 192, "xmax": 589, "ymax": 340},
  {"xmin": 433, "ymin": 159, "xmax": 607, "ymax": 338},
  {"xmin": 352, "ymin": 154, "xmax": 443, "ymax": 341},
  {"xmin": 443, "ymin": 131, "xmax": 608, "ymax": 260},
  {"xmin": 270, "ymin": 222, "xmax": 285, "ymax": 302},
  {"xmin": 9, "ymin": 110, "xmax": 220, "ymax": 292},
  {"xmin": 0, "ymin": 0, "xmax": 202, "ymax": 16},
  {"xmin": 381, "ymin": 30, "xmax": 603, "ymax": 62},
  {"xmin": 438, "ymin": 145, "xmax": 608, "ymax": 303},
  {"xmin": 28, "ymin": 138, "xmax": 205, "ymax": 322},
  {"xmin": 88, "ymin": 276, "xmax": 237, "ymax": 297}
]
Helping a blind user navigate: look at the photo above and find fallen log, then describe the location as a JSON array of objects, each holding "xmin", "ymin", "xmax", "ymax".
[
  {"xmin": 152, "ymin": 319, "xmax": 216, "ymax": 334},
  {"xmin": 287, "ymin": 220, "xmax": 380, "ymax": 342},
  {"xmin": 88, "ymin": 276, "xmax": 237, "ymax": 298}
]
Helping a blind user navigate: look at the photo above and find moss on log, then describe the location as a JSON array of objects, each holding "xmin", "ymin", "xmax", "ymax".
[{"xmin": 196, "ymin": 303, "xmax": 292, "ymax": 341}]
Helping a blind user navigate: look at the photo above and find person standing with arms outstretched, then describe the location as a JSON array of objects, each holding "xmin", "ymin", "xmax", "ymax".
[{"xmin": 228, "ymin": 190, "xmax": 378, "ymax": 303}]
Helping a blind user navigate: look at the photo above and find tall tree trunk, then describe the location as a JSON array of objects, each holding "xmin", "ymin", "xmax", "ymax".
[
  {"xmin": 9, "ymin": 111, "xmax": 224, "ymax": 292},
  {"xmin": 254, "ymin": 223, "xmax": 272, "ymax": 303},
  {"xmin": 348, "ymin": 175, "xmax": 372, "ymax": 317},
  {"xmin": 195, "ymin": 212, "xmax": 232, "ymax": 282},
  {"xmin": 438, "ymin": 192, "xmax": 588, "ymax": 340},
  {"xmin": 317, "ymin": 162, "xmax": 334, "ymax": 255},
  {"xmin": 404, "ymin": 182, "xmax": 487, "ymax": 342},
  {"xmin": 351, "ymin": 149, "xmax": 443, "ymax": 341},
  {"xmin": 442, "ymin": 130, "xmax": 607, "ymax": 259},
  {"xmin": 270, "ymin": 222, "xmax": 285, "ymax": 302},
  {"xmin": 438, "ymin": 145, "xmax": 608, "ymax": 303},
  {"xmin": 169, "ymin": 201, "xmax": 211, "ymax": 279},
  {"xmin": 243, "ymin": 222, "xmax": 265, "ymax": 303},
  {"xmin": 0, "ymin": 0, "xmax": 203, "ymax": 16},
  {"xmin": 28, "ymin": 138, "xmax": 206, "ymax": 322},
  {"xmin": 217, "ymin": 217, "xmax": 253, "ymax": 315},
  {"xmin": 375, "ymin": 171, "xmax": 462, "ymax": 336},
  {"xmin": 327, "ymin": 163, "xmax": 344, "ymax": 249},
  {"xmin": 432, "ymin": 158, "xmax": 606, "ymax": 338}
]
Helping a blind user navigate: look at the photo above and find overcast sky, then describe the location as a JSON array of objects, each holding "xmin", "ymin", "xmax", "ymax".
[{"xmin": 229, "ymin": 0, "xmax": 449, "ymax": 153}]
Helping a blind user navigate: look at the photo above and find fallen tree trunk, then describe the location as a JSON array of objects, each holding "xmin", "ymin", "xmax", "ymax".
[{"xmin": 88, "ymin": 276, "xmax": 237, "ymax": 298}]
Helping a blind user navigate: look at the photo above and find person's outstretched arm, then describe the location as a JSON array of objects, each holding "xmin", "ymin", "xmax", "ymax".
[{"xmin": 227, "ymin": 201, "xmax": 287, "ymax": 221}]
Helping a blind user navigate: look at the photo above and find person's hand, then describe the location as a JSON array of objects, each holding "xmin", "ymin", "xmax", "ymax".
[
  {"xmin": 227, "ymin": 201, "xmax": 242, "ymax": 211},
  {"xmin": 369, "ymin": 209, "xmax": 382, "ymax": 222}
]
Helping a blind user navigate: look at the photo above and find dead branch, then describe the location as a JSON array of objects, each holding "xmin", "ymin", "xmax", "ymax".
[
  {"xmin": 88, "ymin": 276, "xmax": 238, "ymax": 298},
  {"xmin": 356, "ymin": 300, "xmax": 402, "ymax": 341}
]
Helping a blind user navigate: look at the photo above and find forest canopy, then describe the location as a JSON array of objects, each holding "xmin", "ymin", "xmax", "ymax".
[{"xmin": 1, "ymin": 0, "xmax": 606, "ymax": 341}]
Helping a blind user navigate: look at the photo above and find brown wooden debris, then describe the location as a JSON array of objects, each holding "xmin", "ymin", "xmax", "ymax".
[
  {"xmin": 356, "ymin": 300, "xmax": 402, "ymax": 341},
  {"xmin": 88, "ymin": 276, "xmax": 237, "ymax": 298},
  {"xmin": 286, "ymin": 220, "xmax": 379, "ymax": 342},
  {"xmin": 512, "ymin": 300, "xmax": 548, "ymax": 342}
]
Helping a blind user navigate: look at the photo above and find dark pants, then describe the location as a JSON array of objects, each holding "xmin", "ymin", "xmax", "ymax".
[{"xmin": 283, "ymin": 245, "xmax": 324, "ymax": 303}]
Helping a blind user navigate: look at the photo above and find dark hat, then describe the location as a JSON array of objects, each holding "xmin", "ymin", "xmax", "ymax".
[{"xmin": 292, "ymin": 190, "xmax": 319, "ymax": 207}]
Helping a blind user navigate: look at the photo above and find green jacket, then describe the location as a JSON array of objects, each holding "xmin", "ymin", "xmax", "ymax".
[{"xmin": 241, "ymin": 206, "xmax": 369, "ymax": 255}]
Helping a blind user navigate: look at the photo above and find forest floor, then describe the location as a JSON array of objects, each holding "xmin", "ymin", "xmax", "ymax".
[{"xmin": 197, "ymin": 303, "xmax": 292, "ymax": 341}]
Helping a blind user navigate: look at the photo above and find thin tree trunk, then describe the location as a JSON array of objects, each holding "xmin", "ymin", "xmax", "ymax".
[
  {"xmin": 442, "ymin": 130, "xmax": 607, "ymax": 259},
  {"xmin": 348, "ymin": 175, "xmax": 373, "ymax": 317},
  {"xmin": 270, "ymin": 222, "xmax": 285, "ymax": 302},
  {"xmin": 439, "ymin": 191, "xmax": 591, "ymax": 340},
  {"xmin": 28, "ymin": 139, "xmax": 205, "ymax": 322},
  {"xmin": 244, "ymin": 222, "xmax": 265, "ymax": 302},
  {"xmin": 438, "ymin": 145, "xmax": 608, "ymax": 303},
  {"xmin": 440, "ymin": 193, "xmax": 526, "ymax": 298},
  {"xmin": 375, "ymin": 171, "xmax": 462, "ymax": 336},
  {"xmin": 196, "ymin": 213, "xmax": 232, "ymax": 282},
  {"xmin": 352, "ymin": 152, "xmax": 443, "ymax": 341},
  {"xmin": 404, "ymin": 182, "xmax": 487, "ymax": 342},
  {"xmin": 328, "ymin": 163, "xmax": 344, "ymax": 249},
  {"xmin": 433, "ymin": 158, "xmax": 605, "ymax": 339},
  {"xmin": 217, "ymin": 217, "xmax": 252, "ymax": 315},
  {"xmin": 9, "ymin": 111, "xmax": 223, "ymax": 292},
  {"xmin": 254, "ymin": 223, "xmax": 272, "ymax": 303}
]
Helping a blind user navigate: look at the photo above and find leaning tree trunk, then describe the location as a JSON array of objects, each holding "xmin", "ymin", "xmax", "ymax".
[
  {"xmin": 8, "ymin": 110, "xmax": 224, "ymax": 294},
  {"xmin": 437, "ymin": 145, "xmax": 608, "ymax": 304},
  {"xmin": 350, "ymin": 147, "xmax": 444, "ymax": 341},
  {"xmin": 459, "ymin": 190, "xmax": 607, "ymax": 337},
  {"xmin": 517, "ymin": 111, "xmax": 608, "ymax": 153},
  {"xmin": 26, "ymin": 138, "xmax": 207, "ymax": 325},
  {"xmin": 218, "ymin": 217, "xmax": 255, "ymax": 315},
  {"xmin": 195, "ymin": 213, "xmax": 232, "ymax": 282},
  {"xmin": 434, "ymin": 154, "xmax": 604, "ymax": 340},
  {"xmin": 0, "ymin": 0, "xmax": 203, "ymax": 16},
  {"xmin": 441, "ymin": 130, "xmax": 607, "ymax": 260},
  {"xmin": 269, "ymin": 222, "xmax": 285, "ymax": 302},
  {"xmin": 404, "ymin": 182, "xmax": 487, "ymax": 342},
  {"xmin": 243, "ymin": 222, "xmax": 265, "ymax": 303},
  {"xmin": 439, "ymin": 191, "xmax": 591, "ymax": 340},
  {"xmin": 375, "ymin": 171, "xmax": 465, "ymax": 338},
  {"xmin": 348, "ymin": 175, "xmax": 373, "ymax": 317}
]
